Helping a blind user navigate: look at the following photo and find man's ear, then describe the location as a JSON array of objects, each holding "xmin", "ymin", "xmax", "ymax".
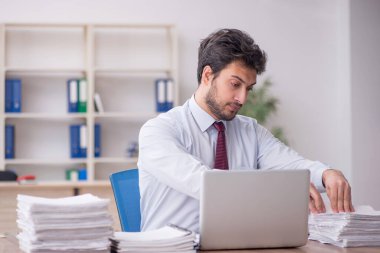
[{"xmin": 201, "ymin": 65, "xmax": 214, "ymax": 86}]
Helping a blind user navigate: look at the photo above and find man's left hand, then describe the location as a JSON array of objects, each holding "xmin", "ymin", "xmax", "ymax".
[
  {"xmin": 309, "ymin": 182, "xmax": 325, "ymax": 214},
  {"xmin": 323, "ymin": 169, "xmax": 355, "ymax": 213}
]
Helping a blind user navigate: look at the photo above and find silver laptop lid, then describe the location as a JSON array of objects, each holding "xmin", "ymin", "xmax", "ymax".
[{"xmin": 199, "ymin": 169, "xmax": 310, "ymax": 250}]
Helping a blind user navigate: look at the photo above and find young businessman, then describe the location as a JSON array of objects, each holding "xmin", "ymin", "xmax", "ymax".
[{"xmin": 137, "ymin": 28, "xmax": 354, "ymax": 232}]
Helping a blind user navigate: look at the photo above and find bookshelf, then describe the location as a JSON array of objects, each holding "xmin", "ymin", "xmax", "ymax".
[{"xmin": 0, "ymin": 23, "xmax": 178, "ymax": 183}]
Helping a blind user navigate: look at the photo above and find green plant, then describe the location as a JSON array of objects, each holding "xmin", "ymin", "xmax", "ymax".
[{"xmin": 239, "ymin": 78, "xmax": 288, "ymax": 144}]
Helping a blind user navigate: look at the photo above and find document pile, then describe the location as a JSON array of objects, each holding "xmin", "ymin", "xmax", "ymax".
[
  {"xmin": 109, "ymin": 224, "xmax": 198, "ymax": 253},
  {"xmin": 309, "ymin": 205, "xmax": 380, "ymax": 247},
  {"xmin": 17, "ymin": 194, "xmax": 113, "ymax": 253}
]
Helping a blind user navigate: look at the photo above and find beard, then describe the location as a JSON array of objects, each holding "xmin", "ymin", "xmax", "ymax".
[{"xmin": 205, "ymin": 82, "xmax": 242, "ymax": 121}]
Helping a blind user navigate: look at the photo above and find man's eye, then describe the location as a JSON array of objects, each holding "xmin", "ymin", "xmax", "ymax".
[
  {"xmin": 231, "ymin": 82, "xmax": 240, "ymax": 88},
  {"xmin": 247, "ymin": 86, "xmax": 254, "ymax": 92}
]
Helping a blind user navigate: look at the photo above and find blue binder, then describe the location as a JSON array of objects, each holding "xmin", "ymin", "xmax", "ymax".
[
  {"xmin": 94, "ymin": 124, "xmax": 101, "ymax": 157},
  {"xmin": 79, "ymin": 125, "xmax": 87, "ymax": 158},
  {"xmin": 67, "ymin": 79, "xmax": 78, "ymax": 113},
  {"xmin": 155, "ymin": 79, "xmax": 167, "ymax": 112},
  {"xmin": 5, "ymin": 125, "xmax": 15, "ymax": 159},
  {"xmin": 165, "ymin": 79, "xmax": 174, "ymax": 111},
  {"xmin": 5, "ymin": 79, "xmax": 13, "ymax": 113},
  {"xmin": 155, "ymin": 78, "xmax": 175, "ymax": 112},
  {"xmin": 12, "ymin": 79, "xmax": 22, "ymax": 113},
  {"xmin": 78, "ymin": 168, "xmax": 87, "ymax": 181},
  {"xmin": 70, "ymin": 125, "xmax": 80, "ymax": 158}
]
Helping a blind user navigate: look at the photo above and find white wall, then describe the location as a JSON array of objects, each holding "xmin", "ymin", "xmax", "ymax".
[
  {"xmin": 0, "ymin": 0, "xmax": 378, "ymax": 207},
  {"xmin": 350, "ymin": 0, "xmax": 380, "ymax": 209}
]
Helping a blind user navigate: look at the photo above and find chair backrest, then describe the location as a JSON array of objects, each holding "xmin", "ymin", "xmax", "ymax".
[{"xmin": 109, "ymin": 169, "xmax": 141, "ymax": 232}]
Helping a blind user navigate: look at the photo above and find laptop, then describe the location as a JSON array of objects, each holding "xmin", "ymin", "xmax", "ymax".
[{"xmin": 199, "ymin": 169, "xmax": 310, "ymax": 250}]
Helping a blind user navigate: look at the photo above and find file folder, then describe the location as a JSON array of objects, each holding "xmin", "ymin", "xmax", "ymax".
[
  {"xmin": 94, "ymin": 124, "xmax": 101, "ymax": 157},
  {"xmin": 155, "ymin": 79, "xmax": 166, "ymax": 112},
  {"xmin": 78, "ymin": 79, "xmax": 87, "ymax": 113},
  {"xmin": 67, "ymin": 79, "xmax": 78, "ymax": 113},
  {"xmin": 5, "ymin": 125, "xmax": 15, "ymax": 159},
  {"xmin": 12, "ymin": 79, "xmax": 22, "ymax": 112},
  {"xmin": 70, "ymin": 125, "xmax": 80, "ymax": 158}
]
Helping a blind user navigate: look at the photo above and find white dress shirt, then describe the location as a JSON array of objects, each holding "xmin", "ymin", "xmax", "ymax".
[{"xmin": 138, "ymin": 95, "xmax": 328, "ymax": 232}]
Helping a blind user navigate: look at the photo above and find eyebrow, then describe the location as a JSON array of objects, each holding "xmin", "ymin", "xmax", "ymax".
[{"xmin": 231, "ymin": 75, "xmax": 256, "ymax": 86}]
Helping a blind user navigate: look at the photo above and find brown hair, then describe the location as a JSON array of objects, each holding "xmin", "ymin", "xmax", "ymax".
[{"xmin": 197, "ymin": 28, "xmax": 267, "ymax": 83}]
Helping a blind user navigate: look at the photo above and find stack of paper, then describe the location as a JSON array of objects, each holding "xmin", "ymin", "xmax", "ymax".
[
  {"xmin": 110, "ymin": 224, "xmax": 198, "ymax": 253},
  {"xmin": 17, "ymin": 194, "xmax": 113, "ymax": 253},
  {"xmin": 309, "ymin": 205, "xmax": 380, "ymax": 247}
]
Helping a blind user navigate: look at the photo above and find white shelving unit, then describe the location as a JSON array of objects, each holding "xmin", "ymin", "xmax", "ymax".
[{"xmin": 0, "ymin": 23, "xmax": 178, "ymax": 182}]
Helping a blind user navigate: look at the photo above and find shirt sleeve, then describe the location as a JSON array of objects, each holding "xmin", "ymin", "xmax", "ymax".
[
  {"xmin": 137, "ymin": 114, "xmax": 209, "ymax": 200},
  {"xmin": 255, "ymin": 123, "xmax": 328, "ymax": 192}
]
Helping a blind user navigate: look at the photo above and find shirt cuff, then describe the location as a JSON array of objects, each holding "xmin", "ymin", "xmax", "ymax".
[{"xmin": 310, "ymin": 162, "xmax": 329, "ymax": 192}]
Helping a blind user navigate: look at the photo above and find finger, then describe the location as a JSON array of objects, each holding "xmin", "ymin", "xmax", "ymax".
[
  {"xmin": 348, "ymin": 185, "xmax": 355, "ymax": 212},
  {"xmin": 337, "ymin": 182, "xmax": 345, "ymax": 212},
  {"xmin": 321, "ymin": 198, "xmax": 326, "ymax": 213},
  {"xmin": 309, "ymin": 198, "xmax": 318, "ymax": 214},
  {"xmin": 309, "ymin": 183, "xmax": 318, "ymax": 214},
  {"xmin": 328, "ymin": 185, "xmax": 338, "ymax": 213},
  {"xmin": 309, "ymin": 183, "xmax": 325, "ymax": 213},
  {"xmin": 344, "ymin": 184, "xmax": 355, "ymax": 212}
]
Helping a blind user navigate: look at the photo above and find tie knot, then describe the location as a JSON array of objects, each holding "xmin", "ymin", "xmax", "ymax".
[{"xmin": 213, "ymin": 121, "xmax": 225, "ymax": 132}]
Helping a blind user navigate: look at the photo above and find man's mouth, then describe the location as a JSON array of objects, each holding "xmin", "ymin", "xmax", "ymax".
[{"xmin": 227, "ymin": 103, "xmax": 242, "ymax": 112}]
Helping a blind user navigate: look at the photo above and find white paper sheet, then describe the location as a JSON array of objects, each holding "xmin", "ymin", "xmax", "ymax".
[{"xmin": 308, "ymin": 205, "xmax": 380, "ymax": 247}]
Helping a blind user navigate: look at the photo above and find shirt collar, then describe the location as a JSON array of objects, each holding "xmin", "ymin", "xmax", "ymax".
[{"xmin": 189, "ymin": 95, "xmax": 227, "ymax": 133}]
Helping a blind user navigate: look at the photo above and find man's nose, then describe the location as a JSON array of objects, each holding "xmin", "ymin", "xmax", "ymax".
[{"xmin": 235, "ymin": 88, "xmax": 248, "ymax": 105}]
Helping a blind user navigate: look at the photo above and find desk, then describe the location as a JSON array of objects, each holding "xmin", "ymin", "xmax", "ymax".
[{"xmin": 1, "ymin": 234, "xmax": 379, "ymax": 253}]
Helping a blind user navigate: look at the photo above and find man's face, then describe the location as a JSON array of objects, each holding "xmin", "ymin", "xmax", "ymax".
[{"xmin": 205, "ymin": 61, "xmax": 257, "ymax": 121}]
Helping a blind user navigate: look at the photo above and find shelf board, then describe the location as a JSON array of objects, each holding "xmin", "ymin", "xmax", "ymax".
[
  {"xmin": 5, "ymin": 67, "xmax": 86, "ymax": 75},
  {"xmin": 5, "ymin": 24, "xmax": 85, "ymax": 30},
  {"xmin": 5, "ymin": 23, "xmax": 174, "ymax": 30},
  {"xmin": 5, "ymin": 159, "xmax": 88, "ymax": 165},
  {"xmin": 5, "ymin": 158, "xmax": 138, "ymax": 165},
  {"xmin": 94, "ymin": 157, "xmax": 138, "ymax": 164},
  {"xmin": 94, "ymin": 67, "xmax": 172, "ymax": 76},
  {"xmin": 94, "ymin": 112, "xmax": 156, "ymax": 121},
  {"xmin": 4, "ymin": 113, "xmax": 87, "ymax": 120},
  {"xmin": 94, "ymin": 24, "xmax": 174, "ymax": 29},
  {"xmin": 0, "ymin": 180, "xmax": 111, "ymax": 188}
]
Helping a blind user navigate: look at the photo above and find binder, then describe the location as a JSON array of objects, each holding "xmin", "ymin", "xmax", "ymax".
[
  {"xmin": 78, "ymin": 168, "xmax": 87, "ymax": 181},
  {"xmin": 79, "ymin": 124, "xmax": 87, "ymax": 158},
  {"xmin": 155, "ymin": 78, "xmax": 175, "ymax": 112},
  {"xmin": 65, "ymin": 169, "xmax": 72, "ymax": 180},
  {"xmin": 5, "ymin": 79, "xmax": 13, "ymax": 113},
  {"xmin": 165, "ymin": 79, "xmax": 174, "ymax": 111},
  {"xmin": 12, "ymin": 79, "xmax": 22, "ymax": 112},
  {"xmin": 69, "ymin": 125, "xmax": 80, "ymax": 158},
  {"xmin": 94, "ymin": 124, "xmax": 101, "ymax": 157},
  {"xmin": 66, "ymin": 169, "xmax": 79, "ymax": 181},
  {"xmin": 78, "ymin": 79, "xmax": 87, "ymax": 113},
  {"xmin": 70, "ymin": 170, "xmax": 79, "ymax": 181},
  {"xmin": 155, "ymin": 79, "xmax": 166, "ymax": 112},
  {"xmin": 67, "ymin": 79, "xmax": 78, "ymax": 113},
  {"xmin": 5, "ymin": 125, "xmax": 15, "ymax": 159},
  {"xmin": 94, "ymin": 93, "xmax": 104, "ymax": 113}
]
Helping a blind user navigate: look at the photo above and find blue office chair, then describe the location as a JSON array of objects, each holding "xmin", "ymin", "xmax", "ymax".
[{"xmin": 109, "ymin": 169, "xmax": 141, "ymax": 232}]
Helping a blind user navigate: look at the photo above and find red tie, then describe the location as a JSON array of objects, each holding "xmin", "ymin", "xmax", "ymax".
[{"xmin": 213, "ymin": 122, "xmax": 229, "ymax": 170}]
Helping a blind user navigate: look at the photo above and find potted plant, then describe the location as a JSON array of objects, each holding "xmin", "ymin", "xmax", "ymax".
[{"xmin": 239, "ymin": 78, "xmax": 288, "ymax": 144}]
